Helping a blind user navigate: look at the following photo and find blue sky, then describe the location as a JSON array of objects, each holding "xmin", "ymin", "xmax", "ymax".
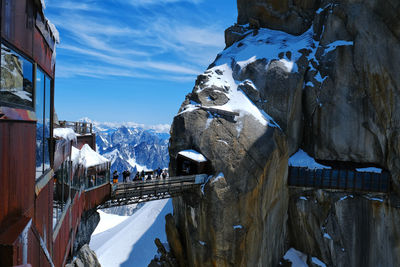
[{"xmin": 44, "ymin": 0, "xmax": 237, "ymax": 126}]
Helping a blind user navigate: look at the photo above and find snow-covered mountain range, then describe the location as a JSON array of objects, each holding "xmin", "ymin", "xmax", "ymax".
[{"xmin": 80, "ymin": 118, "xmax": 170, "ymax": 178}]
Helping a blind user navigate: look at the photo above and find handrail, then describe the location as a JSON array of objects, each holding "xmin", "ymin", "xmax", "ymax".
[
  {"xmin": 101, "ymin": 174, "xmax": 207, "ymax": 208},
  {"xmin": 113, "ymin": 174, "xmax": 206, "ymax": 190}
]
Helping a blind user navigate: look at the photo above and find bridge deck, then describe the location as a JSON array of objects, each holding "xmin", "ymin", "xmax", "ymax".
[
  {"xmin": 99, "ymin": 174, "xmax": 207, "ymax": 208},
  {"xmin": 288, "ymin": 167, "xmax": 390, "ymax": 193}
]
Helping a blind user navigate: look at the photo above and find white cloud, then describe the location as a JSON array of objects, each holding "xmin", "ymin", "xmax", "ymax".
[
  {"xmin": 59, "ymin": 44, "xmax": 202, "ymax": 75},
  {"xmin": 47, "ymin": 0, "xmax": 226, "ymax": 80}
]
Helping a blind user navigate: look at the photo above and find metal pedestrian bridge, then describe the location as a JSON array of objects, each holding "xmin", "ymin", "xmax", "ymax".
[
  {"xmin": 288, "ymin": 167, "xmax": 390, "ymax": 193},
  {"xmin": 98, "ymin": 174, "xmax": 208, "ymax": 208}
]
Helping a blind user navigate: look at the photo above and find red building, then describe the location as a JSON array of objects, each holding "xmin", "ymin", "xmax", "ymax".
[{"xmin": 0, "ymin": 1, "xmax": 111, "ymax": 266}]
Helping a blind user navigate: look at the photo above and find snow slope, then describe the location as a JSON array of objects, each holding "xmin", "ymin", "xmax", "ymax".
[
  {"xmin": 90, "ymin": 199, "xmax": 172, "ymax": 267},
  {"xmin": 92, "ymin": 211, "xmax": 129, "ymax": 235}
]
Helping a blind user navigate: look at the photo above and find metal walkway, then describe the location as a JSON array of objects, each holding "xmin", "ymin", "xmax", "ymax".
[
  {"xmin": 99, "ymin": 174, "xmax": 208, "ymax": 208},
  {"xmin": 288, "ymin": 167, "xmax": 390, "ymax": 193}
]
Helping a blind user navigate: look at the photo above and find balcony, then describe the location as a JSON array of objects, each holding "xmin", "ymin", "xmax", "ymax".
[{"xmin": 57, "ymin": 121, "xmax": 93, "ymax": 135}]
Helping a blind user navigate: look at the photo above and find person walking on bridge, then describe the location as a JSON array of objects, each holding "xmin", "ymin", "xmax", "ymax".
[
  {"xmin": 122, "ymin": 170, "xmax": 131, "ymax": 183},
  {"xmin": 112, "ymin": 170, "xmax": 119, "ymax": 184},
  {"xmin": 133, "ymin": 172, "xmax": 140, "ymax": 181}
]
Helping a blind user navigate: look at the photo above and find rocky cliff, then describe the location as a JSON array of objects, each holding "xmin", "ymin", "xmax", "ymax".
[{"xmin": 168, "ymin": 0, "xmax": 400, "ymax": 266}]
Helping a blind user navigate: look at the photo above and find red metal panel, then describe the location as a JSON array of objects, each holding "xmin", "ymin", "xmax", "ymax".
[
  {"xmin": 1, "ymin": 0, "xmax": 34, "ymax": 58},
  {"xmin": 28, "ymin": 228, "xmax": 41, "ymax": 267},
  {"xmin": 34, "ymin": 177, "xmax": 53, "ymax": 254},
  {"xmin": 76, "ymin": 134, "xmax": 96, "ymax": 151},
  {"xmin": 33, "ymin": 28, "xmax": 54, "ymax": 78},
  {"xmin": 30, "ymin": 225, "xmax": 52, "ymax": 267},
  {"xmin": 84, "ymin": 183, "xmax": 111, "ymax": 210},
  {"xmin": 0, "ymin": 216, "xmax": 30, "ymax": 266},
  {"xmin": 0, "ymin": 121, "xmax": 35, "ymax": 230},
  {"xmin": 53, "ymin": 209, "xmax": 69, "ymax": 267}
]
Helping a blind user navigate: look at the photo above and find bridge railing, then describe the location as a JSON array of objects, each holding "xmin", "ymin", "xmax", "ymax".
[
  {"xmin": 288, "ymin": 167, "xmax": 390, "ymax": 193},
  {"xmin": 114, "ymin": 174, "xmax": 206, "ymax": 189},
  {"xmin": 100, "ymin": 174, "xmax": 207, "ymax": 208}
]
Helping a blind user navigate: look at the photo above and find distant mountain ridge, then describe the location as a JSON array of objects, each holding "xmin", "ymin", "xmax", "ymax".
[
  {"xmin": 79, "ymin": 117, "xmax": 170, "ymax": 133},
  {"xmin": 79, "ymin": 118, "xmax": 170, "ymax": 179}
]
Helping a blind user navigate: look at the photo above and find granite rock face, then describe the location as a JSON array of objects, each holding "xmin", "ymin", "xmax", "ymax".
[
  {"xmin": 235, "ymin": 0, "xmax": 400, "ymax": 189},
  {"xmin": 66, "ymin": 244, "xmax": 101, "ymax": 267},
  {"xmin": 237, "ymin": 0, "xmax": 318, "ymax": 35},
  {"xmin": 168, "ymin": 0, "xmax": 400, "ymax": 266},
  {"xmin": 288, "ymin": 189, "xmax": 400, "ymax": 267},
  {"xmin": 72, "ymin": 209, "xmax": 100, "ymax": 256}
]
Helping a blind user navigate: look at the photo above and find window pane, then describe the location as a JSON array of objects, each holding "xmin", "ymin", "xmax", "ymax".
[
  {"xmin": 0, "ymin": 44, "xmax": 33, "ymax": 109},
  {"xmin": 36, "ymin": 70, "xmax": 45, "ymax": 179},
  {"xmin": 44, "ymin": 76, "xmax": 51, "ymax": 171}
]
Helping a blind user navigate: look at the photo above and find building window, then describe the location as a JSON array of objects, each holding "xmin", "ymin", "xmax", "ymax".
[
  {"xmin": 36, "ymin": 69, "xmax": 52, "ymax": 179},
  {"xmin": 0, "ymin": 44, "xmax": 34, "ymax": 109}
]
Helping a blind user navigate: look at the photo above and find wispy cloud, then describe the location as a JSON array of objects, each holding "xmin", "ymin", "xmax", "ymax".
[
  {"xmin": 46, "ymin": 0, "xmax": 227, "ymax": 80},
  {"xmin": 56, "ymin": 64, "xmax": 153, "ymax": 79},
  {"xmin": 46, "ymin": 0, "xmax": 104, "ymax": 12},
  {"xmin": 59, "ymin": 44, "xmax": 202, "ymax": 75}
]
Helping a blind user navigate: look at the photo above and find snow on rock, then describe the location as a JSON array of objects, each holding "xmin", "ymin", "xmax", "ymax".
[
  {"xmin": 215, "ymin": 27, "xmax": 313, "ymax": 72},
  {"xmin": 198, "ymin": 64, "xmax": 280, "ymax": 128},
  {"xmin": 54, "ymin": 128, "xmax": 77, "ymax": 143},
  {"xmin": 312, "ymin": 257, "xmax": 327, "ymax": 267},
  {"xmin": 283, "ymin": 248, "xmax": 308, "ymax": 267},
  {"xmin": 90, "ymin": 199, "xmax": 172, "ymax": 267},
  {"xmin": 364, "ymin": 196, "xmax": 384, "ymax": 202},
  {"xmin": 356, "ymin": 167, "xmax": 382, "ymax": 173},
  {"xmin": 289, "ymin": 149, "xmax": 331, "ymax": 170},
  {"xmin": 179, "ymin": 27, "xmax": 318, "ymax": 130},
  {"xmin": 323, "ymin": 233, "xmax": 332, "ymax": 240},
  {"xmin": 323, "ymin": 40, "xmax": 353, "ymax": 55},
  {"xmin": 178, "ymin": 149, "xmax": 207, "ymax": 163},
  {"xmin": 339, "ymin": 195, "xmax": 354, "ymax": 201},
  {"xmin": 211, "ymin": 172, "xmax": 225, "ymax": 184}
]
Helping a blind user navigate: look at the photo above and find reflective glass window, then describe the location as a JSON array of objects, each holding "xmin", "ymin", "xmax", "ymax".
[
  {"xmin": 36, "ymin": 70, "xmax": 45, "ymax": 179},
  {"xmin": 44, "ymin": 76, "xmax": 51, "ymax": 171},
  {"xmin": 0, "ymin": 44, "xmax": 33, "ymax": 109}
]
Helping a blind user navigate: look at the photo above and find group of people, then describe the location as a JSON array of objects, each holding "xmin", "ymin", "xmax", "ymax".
[
  {"xmin": 112, "ymin": 167, "xmax": 168, "ymax": 184},
  {"xmin": 112, "ymin": 170, "xmax": 130, "ymax": 183}
]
